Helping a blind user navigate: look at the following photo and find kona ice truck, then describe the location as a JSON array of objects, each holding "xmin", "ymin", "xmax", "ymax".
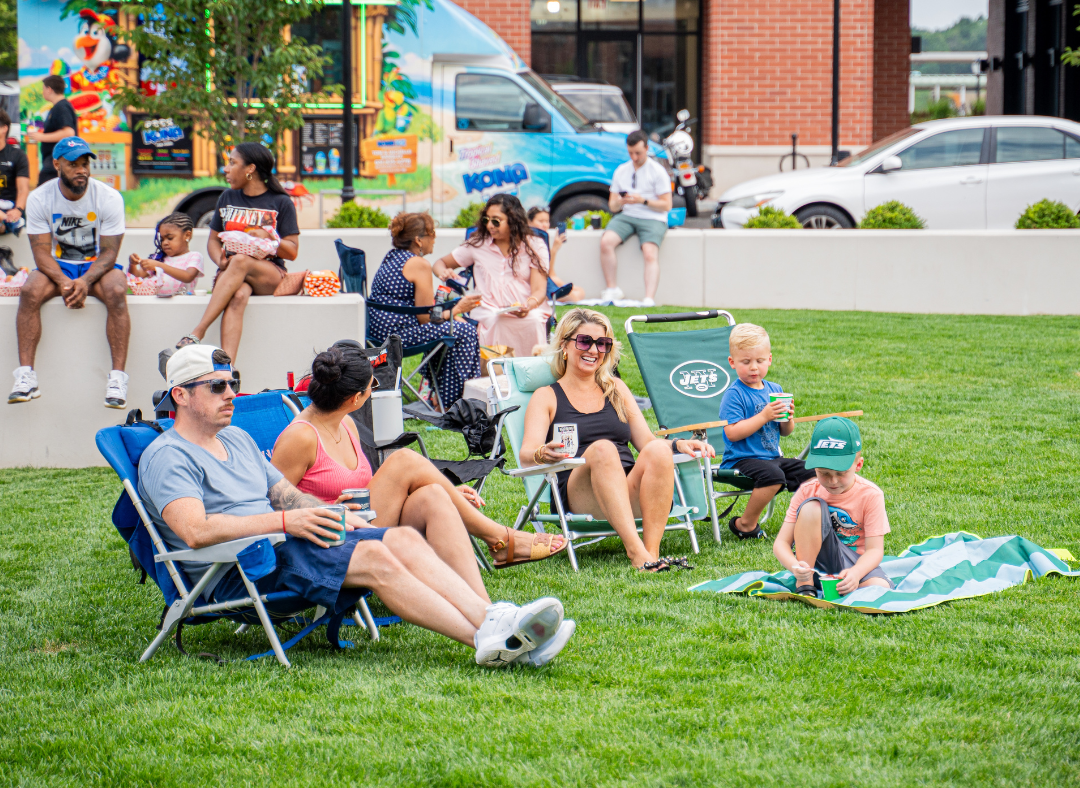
[{"xmin": 16, "ymin": 0, "xmax": 639, "ymax": 227}]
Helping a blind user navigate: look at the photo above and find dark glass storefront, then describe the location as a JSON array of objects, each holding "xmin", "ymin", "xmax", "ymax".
[{"xmin": 530, "ymin": 0, "xmax": 700, "ymax": 148}]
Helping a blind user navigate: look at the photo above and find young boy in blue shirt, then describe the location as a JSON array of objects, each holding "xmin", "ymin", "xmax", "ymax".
[{"xmin": 719, "ymin": 323, "xmax": 814, "ymax": 539}]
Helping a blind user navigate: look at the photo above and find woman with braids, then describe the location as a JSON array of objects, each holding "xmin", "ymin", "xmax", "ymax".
[
  {"xmin": 175, "ymin": 142, "xmax": 300, "ymax": 362},
  {"xmin": 433, "ymin": 194, "xmax": 551, "ymax": 359},
  {"xmin": 520, "ymin": 309, "xmax": 715, "ymax": 572},
  {"xmin": 367, "ymin": 212, "xmax": 481, "ymax": 406},
  {"xmin": 272, "ymin": 344, "xmax": 568, "ymax": 580},
  {"xmin": 127, "ymin": 212, "xmax": 204, "ymax": 296}
]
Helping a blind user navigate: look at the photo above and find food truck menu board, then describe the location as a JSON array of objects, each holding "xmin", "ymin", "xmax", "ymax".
[
  {"xmin": 130, "ymin": 114, "xmax": 194, "ymax": 175},
  {"xmin": 301, "ymin": 116, "xmax": 359, "ymax": 176}
]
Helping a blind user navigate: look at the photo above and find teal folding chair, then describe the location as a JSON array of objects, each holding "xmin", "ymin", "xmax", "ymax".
[
  {"xmin": 488, "ymin": 355, "xmax": 705, "ymax": 571},
  {"xmin": 625, "ymin": 309, "xmax": 863, "ymax": 543}
]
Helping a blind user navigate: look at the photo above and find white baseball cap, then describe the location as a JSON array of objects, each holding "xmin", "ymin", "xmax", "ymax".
[{"xmin": 157, "ymin": 345, "xmax": 233, "ymax": 409}]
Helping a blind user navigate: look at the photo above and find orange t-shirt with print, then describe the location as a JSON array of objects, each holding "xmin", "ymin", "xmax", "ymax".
[{"xmin": 784, "ymin": 476, "xmax": 890, "ymax": 555}]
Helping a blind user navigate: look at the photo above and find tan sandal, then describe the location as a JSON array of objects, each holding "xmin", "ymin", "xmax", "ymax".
[{"xmin": 490, "ymin": 527, "xmax": 567, "ymax": 569}]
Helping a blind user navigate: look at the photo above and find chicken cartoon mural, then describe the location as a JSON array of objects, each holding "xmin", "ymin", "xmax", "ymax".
[{"xmin": 51, "ymin": 8, "xmax": 131, "ymax": 134}]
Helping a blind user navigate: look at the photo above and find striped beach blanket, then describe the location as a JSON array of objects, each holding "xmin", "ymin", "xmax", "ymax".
[{"xmin": 689, "ymin": 532, "xmax": 1079, "ymax": 614}]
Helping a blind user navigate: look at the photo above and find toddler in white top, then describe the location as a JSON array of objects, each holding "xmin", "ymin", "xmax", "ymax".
[{"xmin": 128, "ymin": 212, "xmax": 204, "ymax": 296}]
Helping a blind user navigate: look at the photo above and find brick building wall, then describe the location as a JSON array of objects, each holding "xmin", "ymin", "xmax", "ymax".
[
  {"xmin": 872, "ymin": 0, "xmax": 911, "ymax": 141},
  {"xmin": 456, "ymin": 0, "xmax": 532, "ymax": 65},
  {"xmin": 702, "ymin": 0, "xmax": 876, "ymax": 148}
]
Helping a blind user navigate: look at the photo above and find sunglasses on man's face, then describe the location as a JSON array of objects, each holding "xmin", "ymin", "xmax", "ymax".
[
  {"xmin": 180, "ymin": 378, "xmax": 241, "ymax": 396},
  {"xmin": 481, "ymin": 216, "xmax": 503, "ymax": 229},
  {"xmin": 572, "ymin": 335, "xmax": 614, "ymax": 353}
]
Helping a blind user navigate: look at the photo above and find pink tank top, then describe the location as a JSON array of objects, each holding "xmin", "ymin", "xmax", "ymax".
[{"xmin": 292, "ymin": 420, "xmax": 373, "ymax": 502}]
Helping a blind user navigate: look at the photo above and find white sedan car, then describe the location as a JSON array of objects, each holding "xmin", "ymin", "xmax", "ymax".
[{"xmin": 718, "ymin": 116, "xmax": 1080, "ymax": 229}]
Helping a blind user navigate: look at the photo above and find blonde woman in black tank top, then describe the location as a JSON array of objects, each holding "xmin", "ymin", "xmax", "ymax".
[{"xmin": 521, "ymin": 309, "xmax": 715, "ymax": 571}]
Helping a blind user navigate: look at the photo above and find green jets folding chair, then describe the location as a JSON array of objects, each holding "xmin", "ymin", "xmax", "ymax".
[
  {"xmin": 624, "ymin": 310, "xmax": 862, "ymax": 543},
  {"xmin": 488, "ymin": 355, "xmax": 706, "ymax": 571}
]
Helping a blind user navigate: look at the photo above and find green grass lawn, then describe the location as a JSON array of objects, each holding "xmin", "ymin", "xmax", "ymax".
[{"xmin": 3, "ymin": 307, "xmax": 1080, "ymax": 787}]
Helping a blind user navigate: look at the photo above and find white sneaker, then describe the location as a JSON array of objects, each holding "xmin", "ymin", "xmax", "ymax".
[
  {"xmin": 474, "ymin": 597, "xmax": 564, "ymax": 667},
  {"xmin": 513, "ymin": 619, "xmax": 575, "ymax": 667},
  {"xmin": 8, "ymin": 366, "xmax": 39, "ymax": 403},
  {"xmin": 599, "ymin": 287, "xmax": 624, "ymax": 304},
  {"xmin": 641, "ymin": 297, "xmax": 656, "ymax": 308},
  {"xmin": 105, "ymin": 370, "xmax": 129, "ymax": 409}
]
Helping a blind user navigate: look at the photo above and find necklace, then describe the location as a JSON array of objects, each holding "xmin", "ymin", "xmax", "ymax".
[{"xmin": 313, "ymin": 415, "xmax": 343, "ymax": 444}]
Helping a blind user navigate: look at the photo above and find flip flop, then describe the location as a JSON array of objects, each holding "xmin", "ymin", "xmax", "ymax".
[
  {"xmin": 491, "ymin": 528, "xmax": 567, "ymax": 569},
  {"xmin": 639, "ymin": 559, "xmax": 671, "ymax": 573},
  {"xmin": 728, "ymin": 516, "xmax": 766, "ymax": 541},
  {"xmin": 795, "ymin": 584, "xmax": 820, "ymax": 598}
]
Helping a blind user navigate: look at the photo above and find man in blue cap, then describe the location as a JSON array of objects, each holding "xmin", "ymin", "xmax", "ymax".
[{"xmin": 11, "ymin": 136, "xmax": 129, "ymax": 408}]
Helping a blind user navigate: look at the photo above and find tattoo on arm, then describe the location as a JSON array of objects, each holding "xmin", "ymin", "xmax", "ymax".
[
  {"xmin": 268, "ymin": 478, "xmax": 323, "ymax": 511},
  {"xmin": 85, "ymin": 234, "xmax": 123, "ymax": 285}
]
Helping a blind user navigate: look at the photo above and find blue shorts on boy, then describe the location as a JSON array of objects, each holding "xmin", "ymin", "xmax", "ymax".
[{"xmin": 718, "ymin": 378, "xmax": 785, "ymax": 469}]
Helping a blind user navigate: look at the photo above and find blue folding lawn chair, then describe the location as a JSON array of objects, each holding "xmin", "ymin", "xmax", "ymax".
[
  {"xmin": 97, "ymin": 414, "xmax": 399, "ymax": 667},
  {"xmin": 231, "ymin": 389, "xmax": 304, "ymax": 460}
]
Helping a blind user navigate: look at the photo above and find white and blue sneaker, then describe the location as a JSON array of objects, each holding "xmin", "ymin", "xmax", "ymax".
[
  {"xmin": 8, "ymin": 366, "xmax": 39, "ymax": 403},
  {"xmin": 513, "ymin": 619, "xmax": 576, "ymax": 667},
  {"xmin": 474, "ymin": 597, "xmax": 564, "ymax": 667},
  {"xmin": 105, "ymin": 370, "xmax": 129, "ymax": 409}
]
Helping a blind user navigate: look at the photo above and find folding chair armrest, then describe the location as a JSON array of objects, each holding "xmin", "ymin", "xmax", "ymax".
[
  {"xmin": 673, "ymin": 452, "xmax": 708, "ymax": 465},
  {"xmin": 155, "ymin": 533, "xmax": 286, "ymax": 564},
  {"xmin": 655, "ymin": 419, "xmax": 728, "ymax": 437},
  {"xmin": 507, "ymin": 458, "xmax": 585, "ymax": 478}
]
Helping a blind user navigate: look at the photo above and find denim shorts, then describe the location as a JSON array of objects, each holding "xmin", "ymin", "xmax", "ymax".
[
  {"xmin": 606, "ymin": 213, "xmax": 668, "ymax": 248},
  {"xmin": 212, "ymin": 527, "xmax": 389, "ymax": 613}
]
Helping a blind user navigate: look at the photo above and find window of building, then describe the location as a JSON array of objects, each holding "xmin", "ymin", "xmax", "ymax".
[
  {"xmin": 995, "ymin": 126, "xmax": 1068, "ymax": 162},
  {"xmin": 290, "ymin": 8, "xmax": 345, "ymax": 94},
  {"xmin": 898, "ymin": 128, "xmax": 986, "ymax": 169},
  {"xmin": 531, "ymin": 0, "xmax": 700, "ymax": 150},
  {"xmin": 456, "ymin": 74, "xmax": 537, "ymax": 132}
]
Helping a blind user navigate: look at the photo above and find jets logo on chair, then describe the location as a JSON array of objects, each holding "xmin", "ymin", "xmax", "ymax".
[{"xmin": 669, "ymin": 360, "xmax": 730, "ymax": 399}]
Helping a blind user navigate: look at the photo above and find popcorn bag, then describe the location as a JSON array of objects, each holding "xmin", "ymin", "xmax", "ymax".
[
  {"xmin": 0, "ymin": 268, "xmax": 29, "ymax": 297},
  {"xmin": 219, "ymin": 227, "xmax": 281, "ymax": 260},
  {"xmin": 303, "ymin": 270, "xmax": 341, "ymax": 298}
]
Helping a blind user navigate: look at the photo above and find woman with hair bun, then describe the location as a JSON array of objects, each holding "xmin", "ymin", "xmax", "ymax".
[
  {"xmin": 272, "ymin": 345, "xmax": 567, "ymax": 587},
  {"xmin": 367, "ymin": 211, "xmax": 481, "ymax": 407},
  {"xmin": 433, "ymin": 194, "xmax": 551, "ymax": 359},
  {"xmin": 175, "ymin": 142, "xmax": 300, "ymax": 364},
  {"xmin": 520, "ymin": 309, "xmax": 714, "ymax": 571}
]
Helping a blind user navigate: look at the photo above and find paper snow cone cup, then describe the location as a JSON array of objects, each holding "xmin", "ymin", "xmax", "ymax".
[
  {"xmin": 769, "ymin": 392, "xmax": 794, "ymax": 422},
  {"xmin": 820, "ymin": 576, "xmax": 841, "ymax": 601}
]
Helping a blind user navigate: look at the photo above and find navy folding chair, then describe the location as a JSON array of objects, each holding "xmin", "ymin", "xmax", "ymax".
[
  {"xmin": 97, "ymin": 416, "xmax": 398, "ymax": 667},
  {"xmin": 335, "ymin": 238, "xmax": 367, "ymax": 297}
]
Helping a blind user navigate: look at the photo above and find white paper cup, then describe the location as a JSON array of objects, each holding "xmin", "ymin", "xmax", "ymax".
[
  {"xmin": 553, "ymin": 423, "xmax": 579, "ymax": 458},
  {"xmin": 194, "ymin": 289, "xmax": 208, "ymax": 296},
  {"xmin": 769, "ymin": 393, "xmax": 794, "ymax": 422}
]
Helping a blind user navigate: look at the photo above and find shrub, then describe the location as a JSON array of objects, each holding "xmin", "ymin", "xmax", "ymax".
[
  {"xmin": 327, "ymin": 202, "xmax": 391, "ymax": 229},
  {"xmin": 1015, "ymin": 199, "xmax": 1080, "ymax": 229},
  {"xmin": 911, "ymin": 97, "xmax": 958, "ymax": 124},
  {"xmin": 743, "ymin": 205, "xmax": 802, "ymax": 229},
  {"xmin": 452, "ymin": 202, "xmax": 485, "ymax": 229},
  {"xmin": 969, "ymin": 98, "xmax": 986, "ymax": 116},
  {"xmin": 585, "ymin": 210, "xmax": 612, "ymax": 229},
  {"xmin": 859, "ymin": 201, "xmax": 926, "ymax": 229}
]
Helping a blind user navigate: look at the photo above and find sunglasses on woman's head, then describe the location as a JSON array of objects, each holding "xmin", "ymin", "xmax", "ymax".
[
  {"xmin": 481, "ymin": 216, "xmax": 503, "ymax": 228},
  {"xmin": 572, "ymin": 335, "xmax": 614, "ymax": 353},
  {"xmin": 180, "ymin": 378, "xmax": 241, "ymax": 396}
]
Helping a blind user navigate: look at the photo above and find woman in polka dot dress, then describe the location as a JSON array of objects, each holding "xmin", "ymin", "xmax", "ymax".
[{"xmin": 368, "ymin": 213, "xmax": 481, "ymax": 407}]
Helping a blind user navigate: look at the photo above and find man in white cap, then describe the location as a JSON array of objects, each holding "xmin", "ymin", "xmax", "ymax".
[{"xmin": 138, "ymin": 344, "xmax": 575, "ymax": 667}]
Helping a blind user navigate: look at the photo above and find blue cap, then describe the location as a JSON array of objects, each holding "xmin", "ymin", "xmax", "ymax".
[{"xmin": 52, "ymin": 137, "xmax": 97, "ymax": 162}]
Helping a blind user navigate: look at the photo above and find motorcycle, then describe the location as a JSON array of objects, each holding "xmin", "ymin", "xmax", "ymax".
[{"xmin": 655, "ymin": 109, "xmax": 712, "ymax": 218}]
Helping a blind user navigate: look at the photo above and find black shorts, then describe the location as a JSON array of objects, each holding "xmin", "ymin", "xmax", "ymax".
[
  {"xmin": 733, "ymin": 457, "xmax": 815, "ymax": 492},
  {"xmin": 795, "ymin": 496, "xmax": 893, "ymax": 588}
]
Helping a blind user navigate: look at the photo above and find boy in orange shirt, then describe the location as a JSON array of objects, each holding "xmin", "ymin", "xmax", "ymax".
[{"xmin": 772, "ymin": 417, "xmax": 894, "ymax": 597}]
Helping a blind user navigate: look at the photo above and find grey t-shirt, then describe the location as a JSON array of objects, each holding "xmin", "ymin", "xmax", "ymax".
[{"xmin": 138, "ymin": 426, "xmax": 284, "ymax": 595}]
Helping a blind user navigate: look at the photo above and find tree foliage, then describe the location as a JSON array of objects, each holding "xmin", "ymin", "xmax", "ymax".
[
  {"xmin": 1064, "ymin": 5, "xmax": 1080, "ymax": 67},
  {"xmin": 114, "ymin": 0, "xmax": 334, "ymax": 156},
  {"xmin": 911, "ymin": 16, "xmax": 987, "ymax": 74},
  {"xmin": 0, "ymin": 0, "xmax": 16, "ymax": 80}
]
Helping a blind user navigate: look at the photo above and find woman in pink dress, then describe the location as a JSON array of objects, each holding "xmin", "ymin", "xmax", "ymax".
[{"xmin": 433, "ymin": 194, "xmax": 551, "ymax": 359}]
